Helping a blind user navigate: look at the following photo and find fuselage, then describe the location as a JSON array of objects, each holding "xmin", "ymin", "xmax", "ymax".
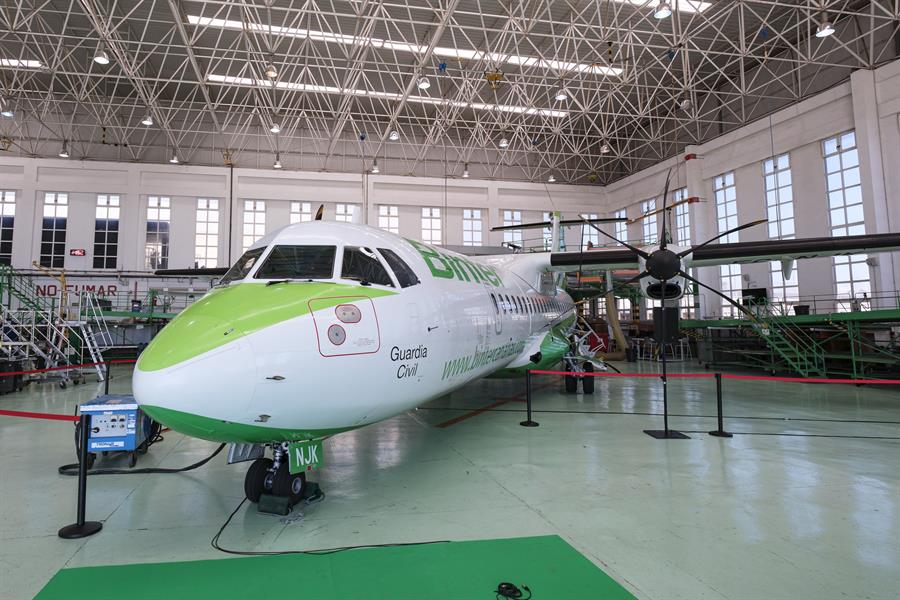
[{"xmin": 133, "ymin": 221, "xmax": 576, "ymax": 444}]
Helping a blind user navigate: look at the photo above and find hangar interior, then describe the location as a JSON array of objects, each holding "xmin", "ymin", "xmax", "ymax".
[{"xmin": 1, "ymin": 1, "xmax": 899, "ymax": 599}]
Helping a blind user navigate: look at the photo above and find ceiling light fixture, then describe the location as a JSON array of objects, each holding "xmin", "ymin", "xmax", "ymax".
[
  {"xmin": 548, "ymin": 174, "xmax": 556, "ymax": 183},
  {"xmin": 273, "ymin": 152, "xmax": 283, "ymax": 169},
  {"xmin": 653, "ymin": 1, "xmax": 672, "ymax": 19},
  {"xmin": 0, "ymin": 59, "xmax": 44, "ymax": 69},
  {"xmin": 169, "ymin": 153, "xmax": 179, "ymax": 164},
  {"xmin": 388, "ymin": 130, "xmax": 400, "ymax": 141},
  {"xmin": 680, "ymin": 97, "xmax": 692, "ymax": 111},
  {"xmin": 554, "ymin": 87, "xmax": 568, "ymax": 101},
  {"xmin": 265, "ymin": 63, "xmax": 278, "ymax": 79},
  {"xmin": 207, "ymin": 74, "xmax": 569, "ymax": 118},
  {"xmin": 93, "ymin": 49, "xmax": 111, "ymax": 65},
  {"xmin": 371, "ymin": 158, "xmax": 379, "ymax": 174},
  {"xmin": 0, "ymin": 99, "xmax": 13, "ymax": 118},
  {"xmin": 499, "ymin": 137, "xmax": 509, "ymax": 149},
  {"xmin": 270, "ymin": 122, "xmax": 281, "ymax": 134},
  {"xmin": 462, "ymin": 163, "xmax": 470, "ymax": 178},
  {"xmin": 416, "ymin": 76, "xmax": 430, "ymax": 90},
  {"xmin": 141, "ymin": 113, "xmax": 154, "ymax": 126},
  {"xmin": 815, "ymin": 13, "xmax": 835, "ymax": 38},
  {"xmin": 600, "ymin": 143, "xmax": 611, "ymax": 154},
  {"xmin": 59, "ymin": 140, "xmax": 69, "ymax": 158},
  {"xmin": 188, "ymin": 15, "xmax": 628, "ymax": 76}
]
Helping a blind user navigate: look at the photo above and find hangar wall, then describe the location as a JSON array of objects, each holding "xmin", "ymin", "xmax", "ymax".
[
  {"xmin": 0, "ymin": 157, "xmax": 604, "ymax": 272},
  {"xmin": 603, "ymin": 59, "xmax": 900, "ymax": 317}
]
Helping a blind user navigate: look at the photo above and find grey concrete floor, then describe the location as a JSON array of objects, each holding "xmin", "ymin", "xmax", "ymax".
[{"xmin": 1, "ymin": 362, "xmax": 899, "ymax": 600}]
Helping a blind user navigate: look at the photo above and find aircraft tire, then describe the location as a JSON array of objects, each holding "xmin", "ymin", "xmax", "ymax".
[
  {"xmin": 272, "ymin": 464, "xmax": 306, "ymax": 505},
  {"xmin": 582, "ymin": 363, "xmax": 594, "ymax": 394},
  {"xmin": 244, "ymin": 457, "xmax": 273, "ymax": 503},
  {"xmin": 564, "ymin": 363, "xmax": 577, "ymax": 394}
]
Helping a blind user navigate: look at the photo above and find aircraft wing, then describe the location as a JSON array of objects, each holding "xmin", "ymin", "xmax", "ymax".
[
  {"xmin": 549, "ymin": 248, "xmax": 641, "ymax": 271},
  {"xmin": 688, "ymin": 232, "xmax": 900, "ymax": 267},
  {"xmin": 153, "ymin": 267, "xmax": 229, "ymax": 277}
]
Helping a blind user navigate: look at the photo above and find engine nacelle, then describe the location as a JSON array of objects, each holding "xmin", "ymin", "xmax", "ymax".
[{"xmin": 638, "ymin": 244, "xmax": 689, "ymax": 301}]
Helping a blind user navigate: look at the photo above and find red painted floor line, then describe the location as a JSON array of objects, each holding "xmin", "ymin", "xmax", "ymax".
[
  {"xmin": 435, "ymin": 398, "xmax": 513, "ymax": 428},
  {"xmin": 434, "ymin": 383, "xmax": 552, "ymax": 428}
]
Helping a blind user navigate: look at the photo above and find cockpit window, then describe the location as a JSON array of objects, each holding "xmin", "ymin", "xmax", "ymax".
[
  {"xmin": 218, "ymin": 247, "xmax": 265, "ymax": 285},
  {"xmin": 341, "ymin": 247, "xmax": 393, "ymax": 287},
  {"xmin": 254, "ymin": 245, "xmax": 336, "ymax": 280},
  {"xmin": 378, "ymin": 248, "xmax": 420, "ymax": 288}
]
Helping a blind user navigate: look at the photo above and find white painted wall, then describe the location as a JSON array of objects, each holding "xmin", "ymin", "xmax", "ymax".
[
  {"xmin": 0, "ymin": 159, "xmax": 605, "ymax": 272},
  {"xmin": 603, "ymin": 59, "xmax": 900, "ymax": 316}
]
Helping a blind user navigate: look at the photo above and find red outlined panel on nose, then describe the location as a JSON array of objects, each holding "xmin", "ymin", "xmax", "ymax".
[{"xmin": 309, "ymin": 296, "xmax": 381, "ymax": 357}]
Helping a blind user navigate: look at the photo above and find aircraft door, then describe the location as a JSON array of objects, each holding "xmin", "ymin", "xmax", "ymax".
[{"xmin": 486, "ymin": 285, "xmax": 502, "ymax": 336}]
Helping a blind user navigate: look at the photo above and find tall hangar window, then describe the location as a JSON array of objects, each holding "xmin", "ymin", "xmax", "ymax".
[
  {"xmin": 641, "ymin": 199, "xmax": 657, "ymax": 244},
  {"xmin": 714, "ymin": 172, "xmax": 741, "ymax": 316},
  {"xmin": 674, "ymin": 187, "xmax": 693, "ymax": 318},
  {"xmin": 242, "ymin": 200, "xmax": 266, "ymax": 252},
  {"xmin": 614, "ymin": 209, "xmax": 627, "ymax": 244},
  {"xmin": 378, "ymin": 205, "xmax": 399, "ymax": 234},
  {"xmin": 145, "ymin": 196, "xmax": 170, "ymax": 270},
  {"xmin": 93, "ymin": 194, "xmax": 120, "ymax": 269},
  {"xmin": 764, "ymin": 154, "xmax": 799, "ymax": 306},
  {"xmin": 502, "ymin": 210, "xmax": 522, "ymax": 247},
  {"xmin": 0, "ymin": 190, "xmax": 15, "ymax": 265},
  {"xmin": 542, "ymin": 211, "xmax": 553, "ymax": 250},
  {"xmin": 462, "ymin": 209, "xmax": 482, "ymax": 246},
  {"xmin": 290, "ymin": 201, "xmax": 312, "ymax": 223},
  {"xmin": 40, "ymin": 192, "xmax": 68, "ymax": 268},
  {"xmin": 195, "ymin": 198, "xmax": 219, "ymax": 268},
  {"xmin": 421, "ymin": 207, "xmax": 442, "ymax": 244},
  {"xmin": 581, "ymin": 213, "xmax": 599, "ymax": 250},
  {"xmin": 335, "ymin": 203, "xmax": 358, "ymax": 223},
  {"xmin": 823, "ymin": 131, "xmax": 869, "ymax": 311}
]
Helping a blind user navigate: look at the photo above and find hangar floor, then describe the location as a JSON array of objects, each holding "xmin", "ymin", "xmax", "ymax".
[{"xmin": 1, "ymin": 364, "xmax": 899, "ymax": 600}]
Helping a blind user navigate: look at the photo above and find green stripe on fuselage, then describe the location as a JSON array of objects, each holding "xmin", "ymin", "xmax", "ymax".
[
  {"xmin": 137, "ymin": 282, "xmax": 396, "ymax": 372},
  {"xmin": 493, "ymin": 313, "xmax": 576, "ymax": 377},
  {"xmin": 140, "ymin": 404, "xmax": 354, "ymax": 443}
]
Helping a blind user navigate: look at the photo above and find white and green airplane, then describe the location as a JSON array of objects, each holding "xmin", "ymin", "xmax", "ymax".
[{"xmin": 133, "ymin": 215, "xmax": 900, "ymax": 504}]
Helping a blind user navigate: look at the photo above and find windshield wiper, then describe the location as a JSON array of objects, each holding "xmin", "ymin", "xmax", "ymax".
[{"xmin": 266, "ymin": 279, "xmax": 291, "ymax": 286}]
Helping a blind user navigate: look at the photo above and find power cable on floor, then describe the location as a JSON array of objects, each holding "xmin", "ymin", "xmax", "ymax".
[
  {"xmin": 58, "ymin": 443, "xmax": 226, "ymax": 476},
  {"xmin": 211, "ymin": 497, "xmax": 450, "ymax": 556}
]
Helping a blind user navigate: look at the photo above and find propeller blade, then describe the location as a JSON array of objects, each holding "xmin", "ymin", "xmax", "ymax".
[
  {"xmin": 490, "ymin": 217, "xmax": 627, "ymax": 232},
  {"xmin": 621, "ymin": 270, "xmax": 650, "ymax": 286},
  {"xmin": 678, "ymin": 218, "xmax": 767, "ymax": 259},
  {"xmin": 314, "ymin": 204, "xmax": 324, "ymax": 220},
  {"xmin": 659, "ymin": 168, "xmax": 672, "ymax": 250},
  {"xmin": 581, "ymin": 217, "xmax": 651, "ymax": 260},
  {"xmin": 678, "ymin": 270, "xmax": 758, "ymax": 321}
]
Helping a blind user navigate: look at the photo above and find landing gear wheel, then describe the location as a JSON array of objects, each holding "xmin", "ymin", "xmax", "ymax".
[
  {"xmin": 564, "ymin": 363, "xmax": 577, "ymax": 394},
  {"xmin": 272, "ymin": 463, "xmax": 306, "ymax": 505},
  {"xmin": 582, "ymin": 362, "xmax": 594, "ymax": 394},
  {"xmin": 244, "ymin": 458, "xmax": 273, "ymax": 503}
]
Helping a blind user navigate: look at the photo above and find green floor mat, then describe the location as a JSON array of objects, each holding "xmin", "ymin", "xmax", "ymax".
[{"xmin": 36, "ymin": 535, "xmax": 636, "ymax": 600}]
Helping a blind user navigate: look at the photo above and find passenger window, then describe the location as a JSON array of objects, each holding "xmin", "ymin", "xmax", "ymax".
[
  {"xmin": 378, "ymin": 248, "xmax": 420, "ymax": 288},
  {"xmin": 341, "ymin": 247, "xmax": 394, "ymax": 287},
  {"xmin": 490, "ymin": 293, "xmax": 499, "ymax": 314},
  {"xmin": 219, "ymin": 247, "xmax": 266, "ymax": 285},
  {"xmin": 254, "ymin": 245, "xmax": 335, "ymax": 280}
]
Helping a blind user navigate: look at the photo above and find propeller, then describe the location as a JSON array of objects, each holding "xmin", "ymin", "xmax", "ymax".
[
  {"xmin": 580, "ymin": 217, "xmax": 650, "ymax": 259},
  {"xmin": 678, "ymin": 218, "xmax": 768, "ymax": 259}
]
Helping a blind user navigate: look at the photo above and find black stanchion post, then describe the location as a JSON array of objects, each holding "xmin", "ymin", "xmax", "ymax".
[
  {"xmin": 520, "ymin": 370, "xmax": 539, "ymax": 427},
  {"xmin": 104, "ymin": 363, "xmax": 110, "ymax": 395},
  {"xmin": 58, "ymin": 413, "xmax": 103, "ymax": 539},
  {"xmin": 708, "ymin": 373, "xmax": 733, "ymax": 438}
]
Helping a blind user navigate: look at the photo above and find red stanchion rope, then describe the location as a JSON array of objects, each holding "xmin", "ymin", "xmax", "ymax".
[
  {"xmin": 0, "ymin": 358, "xmax": 137, "ymax": 378},
  {"xmin": 0, "ymin": 409, "xmax": 79, "ymax": 422},
  {"xmin": 528, "ymin": 369, "xmax": 900, "ymax": 385}
]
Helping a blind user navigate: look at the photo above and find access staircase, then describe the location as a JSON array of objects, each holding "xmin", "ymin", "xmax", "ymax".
[
  {"xmin": 0, "ymin": 264, "xmax": 52, "ymax": 311},
  {"xmin": 749, "ymin": 304, "xmax": 826, "ymax": 377}
]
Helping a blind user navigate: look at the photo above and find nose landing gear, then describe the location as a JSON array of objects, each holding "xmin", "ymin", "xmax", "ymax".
[{"xmin": 243, "ymin": 443, "xmax": 320, "ymax": 513}]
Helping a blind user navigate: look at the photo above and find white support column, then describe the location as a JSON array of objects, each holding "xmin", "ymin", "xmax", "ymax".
[
  {"xmin": 850, "ymin": 69, "xmax": 895, "ymax": 307},
  {"xmin": 12, "ymin": 161, "xmax": 37, "ymax": 269},
  {"xmin": 684, "ymin": 147, "xmax": 718, "ymax": 318}
]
